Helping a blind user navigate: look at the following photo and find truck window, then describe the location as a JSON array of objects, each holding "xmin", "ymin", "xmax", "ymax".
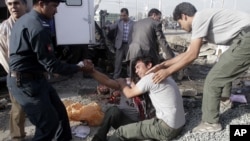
[{"xmin": 65, "ymin": 0, "xmax": 82, "ymax": 6}]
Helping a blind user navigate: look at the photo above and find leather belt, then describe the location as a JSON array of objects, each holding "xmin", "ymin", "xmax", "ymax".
[
  {"xmin": 122, "ymin": 42, "xmax": 128, "ymax": 44},
  {"xmin": 10, "ymin": 71, "xmax": 45, "ymax": 79}
]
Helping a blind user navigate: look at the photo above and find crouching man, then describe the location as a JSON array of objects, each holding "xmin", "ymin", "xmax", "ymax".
[{"xmin": 89, "ymin": 56, "xmax": 185, "ymax": 141}]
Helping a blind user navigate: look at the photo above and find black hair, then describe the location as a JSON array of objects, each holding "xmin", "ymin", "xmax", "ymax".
[
  {"xmin": 130, "ymin": 56, "xmax": 156, "ymax": 83},
  {"xmin": 33, "ymin": 0, "xmax": 61, "ymax": 5},
  {"xmin": 21, "ymin": 0, "xmax": 27, "ymax": 4},
  {"xmin": 147, "ymin": 8, "xmax": 161, "ymax": 17},
  {"xmin": 120, "ymin": 8, "xmax": 129, "ymax": 16},
  {"xmin": 5, "ymin": 0, "xmax": 27, "ymax": 4},
  {"xmin": 173, "ymin": 2, "xmax": 197, "ymax": 21}
]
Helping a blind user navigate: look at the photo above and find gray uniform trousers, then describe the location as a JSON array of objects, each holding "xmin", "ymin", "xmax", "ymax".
[
  {"xmin": 113, "ymin": 43, "xmax": 129, "ymax": 79},
  {"xmin": 202, "ymin": 28, "xmax": 250, "ymax": 123}
]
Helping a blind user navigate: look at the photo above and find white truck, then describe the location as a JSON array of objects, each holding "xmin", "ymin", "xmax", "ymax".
[
  {"xmin": 55, "ymin": 0, "xmax": 114, "ymax": 73},
  {"xmin": 0, "ymin": 0, "xmax": 114, "ymax": 77},
  {"xmin": 55, "ymin": 0, "xmax": 96, "ymax": 45}
]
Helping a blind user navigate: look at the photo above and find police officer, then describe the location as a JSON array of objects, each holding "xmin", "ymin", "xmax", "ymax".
[{"xmin": 7, "ymin": 0, "xmax": 93, "ymax": 140}]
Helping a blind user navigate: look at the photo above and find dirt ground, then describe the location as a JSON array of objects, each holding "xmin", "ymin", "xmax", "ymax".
[
  {"xmin": 0, "ymin": 62, "xmax": 209, "ymax": 141},
  {"xmin": 1, "ymin": 54, "xmax": 250, "ymax": 140}
]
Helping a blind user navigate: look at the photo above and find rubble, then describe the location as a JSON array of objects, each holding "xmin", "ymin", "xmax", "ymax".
[{"xmin": 0, "ymin": 98, "xmax": 7, "ymax": 110}]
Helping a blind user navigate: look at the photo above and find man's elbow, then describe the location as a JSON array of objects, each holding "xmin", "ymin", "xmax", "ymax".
[{"xmin": 192, "ymin": 53, "xmax": 199, "ymax": 61}]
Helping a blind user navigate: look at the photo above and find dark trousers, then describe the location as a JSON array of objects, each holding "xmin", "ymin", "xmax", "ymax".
[
  {"xmin": 113, "ymin": 43, "xmax": 129, "ymax": 79},
  {"xmin": 7, "ymin": 76, "xmax": 72, "ymax": 141},
  {"xmin": 93, "ymin": 106, "xmax": 136, "ymax": 141}
]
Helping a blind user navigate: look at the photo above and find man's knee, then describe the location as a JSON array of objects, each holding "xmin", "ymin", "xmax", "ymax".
[{"xmin": 106, "ymin": 106, "xmax": 122, "ymax": 116}]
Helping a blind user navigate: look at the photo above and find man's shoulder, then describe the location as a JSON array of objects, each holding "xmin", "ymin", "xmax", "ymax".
[
  {"xmin": 0, "ymin": 17, "xmax": 13, "ymax": 27},
  {"xmin": 0, "ymin": 19, "xmax": 9, "ymax": 27},
  {"xmin": 140, "ymin": 73, "xmax": 154, "ymax": 81},
  {"xmin": 0, "ymin": 17, "xmax": 14, "ymax": 35},
  {"xmin": 133, "ymin": 18, "xmax": 148, "ymax": 26},
  {"xmin": 128, "ymin": 19, "xmax": 135, "ymax": 23},
  {"xmin": 138, "ymin": 17, "xmax": 151, "ymax": 22},
  {"xmin": 15, "ymin": 13, "xmax": 44, "ymax": 32},
  {"xmin": 136, "ymin": 18, "xmax": 156, "ymax": 25}
]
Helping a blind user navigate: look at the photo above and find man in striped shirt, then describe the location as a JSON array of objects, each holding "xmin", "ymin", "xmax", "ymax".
[{"xmin": 106, "ymin": 8, "xmax": 134, "ymax": 79}]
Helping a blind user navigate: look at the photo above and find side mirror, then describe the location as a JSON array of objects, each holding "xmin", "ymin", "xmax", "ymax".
[{"xmin": 65, "ymin": 0, "xmax": 82, "ymax": 6}]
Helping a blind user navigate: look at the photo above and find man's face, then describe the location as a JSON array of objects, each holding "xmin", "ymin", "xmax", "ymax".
[
  {"xmin": 135, "ymin": 61, "xmax": 152, "ymax": 78},
  {"xmin": 6, "ymin": 0, "xmax": 27, "ymax": 20},
  {"xmin": 152, "ymin": 13, "xmax": 161, "ymax": 21},
  {"xmin": 120, "ymin": 11, "xmax": 128, "ymax": 22},
  {"xmin": 41, "ymin": 2, "xmax": 59, "ymax": 19},
  {"xmin": 178, "ymin": 14, "xmax": 192, "ymax": 32}
]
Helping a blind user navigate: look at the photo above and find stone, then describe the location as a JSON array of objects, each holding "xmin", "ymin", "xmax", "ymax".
[{"xmin": 179, "ymin": 88, "xmax": 198, "ymax": 97}]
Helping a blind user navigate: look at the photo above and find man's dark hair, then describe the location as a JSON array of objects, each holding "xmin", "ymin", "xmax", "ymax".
[
  {"xmin": 20, "ymin": 0, "xmax": 27, "ymax": 4},
  {"xmin": 173, "ymin": 2, "xmax": 197, "ymax": 21},
  {"xmin": 120, "ymin": 8, "xmax": 129, "ymax": 16},
  {"xmin": 131, "ymin": 56, "xmax": 156, "ymax": 83},
  {"xmin": 5, "ymin": 0, "xmax": 27, "ymax": 4},
  {"xmin": 33, "ymin": 0, "xmax": 61, "ymax": 4},
  {"xmin": 148, "ymin": 8, "xmax": 161, "ymax": 17}
]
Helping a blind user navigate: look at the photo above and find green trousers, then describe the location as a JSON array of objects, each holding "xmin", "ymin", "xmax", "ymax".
[
  {"xmin": 202, "ymin": 29, "xmax": 250, "ymax": 123},
  {"xmin": 108, "ymin": 118, "xmax": 183, "ymax": 141},
  {"xmin": 221, "ymin": 82, "xmax": 232, "ymax": 98}
]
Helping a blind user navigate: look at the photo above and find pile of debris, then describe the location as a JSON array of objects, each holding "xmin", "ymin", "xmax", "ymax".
[{"xmin": 166, "ymin": 33, "xmax": 250, "ymax": 107}]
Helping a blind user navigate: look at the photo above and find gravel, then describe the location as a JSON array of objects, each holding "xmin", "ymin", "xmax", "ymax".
[{"xmin": 0, "ymin": 71, "xmax": 250, "ymax": 141}]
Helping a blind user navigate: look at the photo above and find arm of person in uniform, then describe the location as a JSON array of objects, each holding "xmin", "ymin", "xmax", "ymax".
[
  {"xmin": 154, "ymin": 21, "xmax": 175, "ymax": 60},
  {"xmin": 89, "ymin": 68, "xmax": 120, "ymax": 90},
  {"xmin": 116, "ymin": 78, "xmax": 143, "ymax": 98},
  {"xmin": 32, "ymin": 29, "xmax": 81, "ymax": 75},
  {"xmin": 147, "ymin": 38, "xmax": 203, "ymax": 83}
]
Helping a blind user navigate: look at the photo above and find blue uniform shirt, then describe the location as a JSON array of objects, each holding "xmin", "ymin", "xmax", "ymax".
[{"xmin": 9, "ymin": 10, "xmax": 79, "ymax": 75}]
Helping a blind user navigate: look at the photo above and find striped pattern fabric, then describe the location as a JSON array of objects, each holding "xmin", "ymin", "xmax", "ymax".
[
  {"xmin": 0, "ymin": 16, "xmax": 15, "ymax": 72},
  {"xmin": 122, "ymin": 22, "xmax": 129, "ymax": 42}
]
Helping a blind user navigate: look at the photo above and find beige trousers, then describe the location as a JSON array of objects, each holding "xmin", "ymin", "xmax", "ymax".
[{"xmin": 9, "ymin": 93, "xmax": 26, "ymax": 138}]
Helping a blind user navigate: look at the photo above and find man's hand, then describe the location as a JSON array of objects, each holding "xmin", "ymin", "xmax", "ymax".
[
  {"xmin": 77, "ymin": 59, "xmax": 94, "ymax": 72},
  {"xmin": 152, "ymin": 68, "xmax": 170, "ymax": 83},
  {"xmin": 116, "ymin": 78, "xmax": 126, "ymax": 89}
]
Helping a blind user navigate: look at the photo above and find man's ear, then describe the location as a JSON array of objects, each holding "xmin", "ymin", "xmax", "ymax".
[
  {"xmin": 151, "ymin": 13, "xmax": 156, "ymax": 19},
  {"xmin": 38, "ymin": 0, "xmax": 45, "ymax": 8},
  {"xmin": 181, "ymin": 14, "xmax": 187, "ymax": 20},
  {"xmin": 147, "ymin": 63, "xmax": 153, "ymax": 69}
]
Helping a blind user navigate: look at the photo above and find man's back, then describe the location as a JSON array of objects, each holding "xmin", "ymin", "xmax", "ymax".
[
  {"xmin": 136, "ymin": 73, "xmax": 185, "ymax": 129},
  {"xmin": 126, "ymin": 17, "xmax": 174, "ymax": 65},
  {"xmin": 132, "ymin": 18, "xmax": 158, "ymax": 50}
]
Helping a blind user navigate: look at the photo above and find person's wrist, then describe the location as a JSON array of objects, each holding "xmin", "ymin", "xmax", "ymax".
[{"xmin": 77, "ymin": 61, "xmax": 85, "ymax": 68}]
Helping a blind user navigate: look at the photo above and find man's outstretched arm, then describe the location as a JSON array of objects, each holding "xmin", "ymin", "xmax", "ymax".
[{"xmin": 90, "ymin": 69, "xmax": 120, "ymax": 90}]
